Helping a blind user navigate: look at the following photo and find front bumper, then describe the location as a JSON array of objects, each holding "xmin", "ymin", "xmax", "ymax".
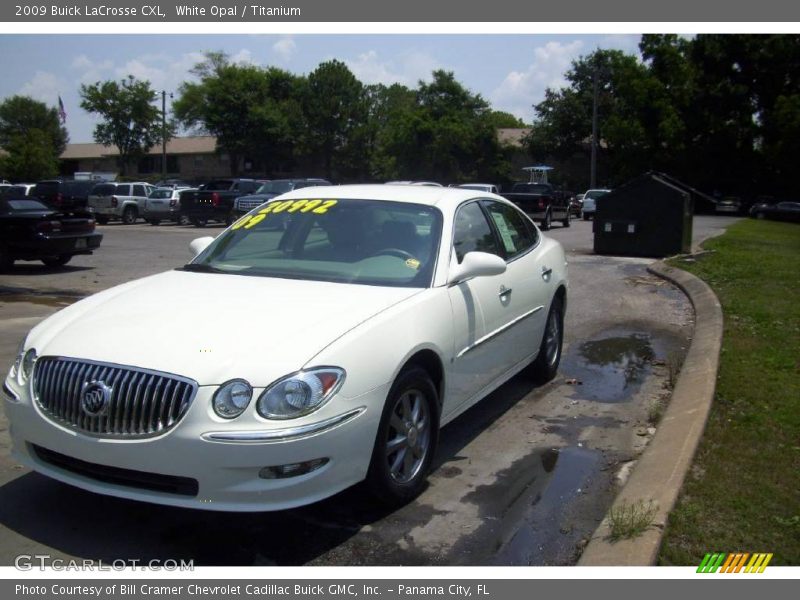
[{"xmin": 4, "ymin": 379, "xmax": 385, "ymax": 511}]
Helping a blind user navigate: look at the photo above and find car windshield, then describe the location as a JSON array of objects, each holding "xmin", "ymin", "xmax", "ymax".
[
  {"xmin": 188, "ymin": 198, "xmax": 443, "ymax": 288},
  {"xmin": 6, "ymin": 199, "xmax": 49, "ymax": 211},
  {"xmin": 255, "ymin": 181, "xmax": 294, "ymax": 195}
]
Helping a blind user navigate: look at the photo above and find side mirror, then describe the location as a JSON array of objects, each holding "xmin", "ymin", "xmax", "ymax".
[
  {"xmin": 189, "ymin": 236, "xmax": 214, "ymax": 258},
  {"xmin": 447, "ymin": 251, "xmax": 507, "ymax": 285}
]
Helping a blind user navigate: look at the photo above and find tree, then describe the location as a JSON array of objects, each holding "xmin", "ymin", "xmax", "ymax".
[
  {"xmin": 302, "ymin": 60, "xmax": 367, "ymax": 179},
  {"xmin": 80, "ymin": 76, "xmax": 168, "ymax": 175},
  {"xmin": 0, "ymin": 95, "xmax": 67, "ymax": 181},
  {"xmin": 0, "ymin": 129, "xmax": 59, "ymax": 181},
  {"xmin": 174, "ymin": 52, "xmax": 303, "ymax": 176}
]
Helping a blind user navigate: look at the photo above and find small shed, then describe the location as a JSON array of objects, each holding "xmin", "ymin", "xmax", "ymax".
[{"xmin": 593, "ymin": 172, "xmax": 693, "ymax": 258}]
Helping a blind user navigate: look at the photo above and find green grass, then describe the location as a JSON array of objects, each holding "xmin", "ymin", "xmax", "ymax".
[{"xmin": 658, "ymin": 219, "xmax": 800, "ymax": 566}]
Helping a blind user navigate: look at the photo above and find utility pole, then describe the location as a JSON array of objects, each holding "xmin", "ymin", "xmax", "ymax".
[
  {"xmin": 590, "ymin": 60, "xmax": 599, "ymax": 189},
  {"xmin": 161, "ymin": 90, "xmax": 172, "ymax": 181}
]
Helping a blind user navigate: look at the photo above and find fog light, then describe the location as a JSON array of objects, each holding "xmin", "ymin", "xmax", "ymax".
[{"xmin": 258, "ymin": 458, "xmax": 329, "ymax": 479}]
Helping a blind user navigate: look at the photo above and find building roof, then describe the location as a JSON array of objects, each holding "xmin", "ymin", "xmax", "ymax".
[
  {"xmin": 497, "ymin": 128, "xmax": 531, "ymax": 147},
  {"xmin": 61, "ymin": 136, "xmax": 218, "ymax": 160}
]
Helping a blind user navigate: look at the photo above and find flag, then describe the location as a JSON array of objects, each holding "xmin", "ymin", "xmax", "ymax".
[{"xmin": 57, "ymin": 95, "xmax": 66, "ymax": 124}]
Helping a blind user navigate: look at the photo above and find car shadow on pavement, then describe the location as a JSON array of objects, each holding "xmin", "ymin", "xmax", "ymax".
[
  {"xmin": 0, "ymin": 373, "xmax": 540, "ymax": 567},
  {"xmin": 3, "ymin": 265, "xmax": 95, "ymax": 276}
]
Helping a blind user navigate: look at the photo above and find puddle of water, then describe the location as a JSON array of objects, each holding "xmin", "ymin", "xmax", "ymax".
[
  {"xmin": 561, "ymin": 329, "xmax": 657, "ymax": 402},
  {"xmin": 455, "ymin": 446, "xmax": 603, "ymax": 565},
  {"xmin": 0, "ymin": 291, "xmax": 82, "ymax": 308}
]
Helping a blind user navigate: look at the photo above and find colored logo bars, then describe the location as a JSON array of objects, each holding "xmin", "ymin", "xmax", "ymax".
[{"xmin": 697, "ymin": 553, "xmax": 773, "ymax": 573}]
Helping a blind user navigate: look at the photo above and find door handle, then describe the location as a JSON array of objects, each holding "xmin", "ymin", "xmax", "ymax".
[
  {"xmin": 498, "ymin": 285, "xmax": 512, "ymax": 298},
  {"xmin": 541, "ymin": 266, "xmax": 553, "ymax": 279}
]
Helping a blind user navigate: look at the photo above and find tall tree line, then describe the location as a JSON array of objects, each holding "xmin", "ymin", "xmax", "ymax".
[{"xmin": 528, "ymin": 34, "xmax": 800, "ymax": 198}]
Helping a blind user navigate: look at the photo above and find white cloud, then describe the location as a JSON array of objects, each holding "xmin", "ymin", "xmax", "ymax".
[
  {"xmin": 230, "ymin": 48, "xmax": 255, "ymax": 65},
  {"xmin": 272, "ymin": 36, "xmax": 296, "ymax": 62},
  {"xmin": 490, "ymin": 40, "xmax": 585, "ymax": 122},
  {"xmin": 344, "ymin": 49, "xmax": 444, "ymax": 87},
  {"xmin": 18, "ymin": 71, "xmax": 67, "ymax": 105}
]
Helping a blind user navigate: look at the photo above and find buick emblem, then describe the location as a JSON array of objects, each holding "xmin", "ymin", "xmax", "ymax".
[{"xmin": 81, "ymin": 381, "xmax": 112, "ymax": 417}]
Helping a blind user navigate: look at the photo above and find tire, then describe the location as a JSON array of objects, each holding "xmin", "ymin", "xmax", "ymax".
[
  {"xmin": 41, "ymin": 255, "xmax": 72, "ymax": 268},
  {"xmin": 541, "ymin": 210, "xmax": 552, "ymax": 231},
  {"xmin": 528, "ymin": 295, "xmax": 564, "ymax": 383},
  {"xmin": 95, "ymin": 215, "xmax": 109, "ymax": 225},
  {"xmin": 225, "ymin": 212, "xmax": 237, "ymax": 227},
  {"xmin": 366, "ymin": 366, "xmax": 439, "ymax": 506},
  {"xmin": 0, "ymin": 246, "xmax": 13, "ymax": 273},
  {"xmin": 582, "ymin": 213, "xmax": 590, "ymax": 221},
  {"xmin": 191, "ymin": 217, "xmax": 208, "ymax": 228},
  {"xmin": 562, "ymin": 210, "xmax": 571, "ymax": 228},
  {"xmin": 147, "ymin": 219, "xmax": 161, "ymax": 226},
  {"xmin": 177, "ymin": 214, "xmax": 191, "ymax": 226},
  {"xmin": 121, "ymin": 206, "xmax": 137, "ymax": 225}
]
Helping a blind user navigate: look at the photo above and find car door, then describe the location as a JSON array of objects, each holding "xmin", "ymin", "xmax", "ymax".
[
  {"xmin": 481, "ymin": 200, "xmax": 550, "ymax": 360},
  {"xmin": 445, "ymin": 201, "xmax": 519, "ymax": 415},
  {"xmin": 132, "ymin": 184, "xmax": 148, "ymax": 213}
]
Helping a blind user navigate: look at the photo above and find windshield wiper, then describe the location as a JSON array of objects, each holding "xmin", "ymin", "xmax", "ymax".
[{"xmin": 178, "ymin": 263, "xmax": 226, "ymax": 274}]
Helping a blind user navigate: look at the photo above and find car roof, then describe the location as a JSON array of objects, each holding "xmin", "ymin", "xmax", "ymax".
[{"xmin": 275, "ymin": 183, "xmax": 508, "ymax": 209}]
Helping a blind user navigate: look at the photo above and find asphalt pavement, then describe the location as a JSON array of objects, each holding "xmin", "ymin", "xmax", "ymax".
[{"xmin": 0, "ymin": 215, "xmax": 737, "ymax": 566}]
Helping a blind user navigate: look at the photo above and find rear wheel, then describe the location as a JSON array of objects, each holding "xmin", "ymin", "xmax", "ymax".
[
  {"xmin": 528, "ymin": 296, "xmax": 564, "ymax": 383},
  {"xmin": 541, "ymin": 210, "xmax": 552, "ymax": 231},
  {"xmin": 41, "ymin": 255, "xmax": 72, "ymax": 268},
  {"xmin": 121, "ymin": 206, "xmax": 137, "ymax": 225},
  {"xmin": 562, "ymin": 209, "xmax": 571, "ymax": 227},
  {"xmin": 191, "ymin": 217, "xmax": 208, "ymax": 228},
  {"xmin": 225, "ymin": 212, "xmax": 237, "ymax": 226},
  {"xmin": 367, "ymin": 367, "xmax": 439, "ymax": 505},
  {"xmin": 177, "ymin": 214, "xmax": 191, "ymax": 226}
]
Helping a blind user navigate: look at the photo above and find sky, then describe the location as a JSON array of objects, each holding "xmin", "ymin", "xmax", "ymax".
[{"xmin": 0, "ymin": 34, "xmax": 642, "ymax": 144}]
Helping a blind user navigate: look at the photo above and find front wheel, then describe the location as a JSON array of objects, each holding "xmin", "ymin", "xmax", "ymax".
[
  {"xmin": 367, "ymin": 367, "xmax": 439, "ymax": 505},
  {"xmin": 528, "ymin": 296, "xmax": 564, "ymax": 383},
  {"xmin": 41, "ymin": 255, "xmax": 72, "ymax": 267},
  {"xmin": 191, "ymin": 217, "xmax": 208, "ymax": 228},
  {"xmin": 147, "ymin": 219, "xmax": 161, "ymax": 226}
]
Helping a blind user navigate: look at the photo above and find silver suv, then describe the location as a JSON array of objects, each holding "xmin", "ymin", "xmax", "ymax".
[{"xmin": 88, "ymin": 182, "xmax": 156, "ymax": 225}]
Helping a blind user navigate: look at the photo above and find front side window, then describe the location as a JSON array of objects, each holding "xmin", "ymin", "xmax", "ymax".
[
  {"xmin": 483, "ymin": 201, "xmax": 538, "ymax": 259},
  {"xmin": 452, "ymin": 202, "xmax": 501, "ymax": 263},
  {"xmin": 190, "ymin": 198, "xmax": 443, "ymax": 288}
]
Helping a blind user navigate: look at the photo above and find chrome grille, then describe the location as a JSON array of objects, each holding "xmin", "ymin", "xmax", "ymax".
[
  {"xmin": 32, "ymin": 357, "xmax": 197, "ymax": 438},
  {"xmin": 236, "ymin": 198, "xmax": 263, "ymax": 212}
]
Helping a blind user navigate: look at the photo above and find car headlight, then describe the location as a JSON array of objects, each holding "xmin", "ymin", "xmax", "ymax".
[
  {"xmin": 14, "ymin": 345, "xmax": 36, "ymax": 387},
  {"xmin": 257, "ymin": 368, "xmax": 345, "ymax": 420},
  {"xmin": 212, "ymin": 379, "xmax": 253, "ymax": 419},
  {"xmin": 9, "ymin": 339, "xmax": 25, "ymax": 380}
]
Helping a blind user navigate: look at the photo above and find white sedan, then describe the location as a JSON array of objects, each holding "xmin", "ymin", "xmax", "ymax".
[{"xmin": 3, "ymin": 185, "xmax": 568, "ymax": 511}]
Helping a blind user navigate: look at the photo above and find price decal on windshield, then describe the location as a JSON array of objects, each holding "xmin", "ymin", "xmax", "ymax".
[{"xmin": 231, "ymin": 199, "xmax": 338, "ymax": 230}]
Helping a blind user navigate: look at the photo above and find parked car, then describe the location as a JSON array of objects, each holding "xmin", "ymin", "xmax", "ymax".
[
  {"xmin": 0, "ymin": 183, "xmax": 13, "ymax": 196},
  {"xmin": 31, "ymin": 179, "xmax": 97, "ymax": 214},
  {"xmin": 4, "ymin": 185, "xmax": 567, "ymax": 511},
  {"xmin": 233, "ymin": 178, "xmax": 332, "ymax": 217},
  {"xmin": 501, "ymin": 182, "xmax": 571, "ymax": 230},
  {"xmin": 142, "ymin": 187, "xmax": 192, "ymax": 225},
  {"xmin": 715, "ymin": 196, "xmax": 742, "ymax": 214},
  {"xmin": 5, "ymin": 184, "xmax": 36, "ymax": 197},
  {"xmin": 180, "ymin": 179, "xmax": 263, "ymax": 227},
  {"xmin": 0, "ymin": 197, "xmax": 102, "ymax": 271},
  {"xmin": 581, "ymin": 189, "xmax": 611, "ymax": 220},
  {"xmin": 456, "ymin": 183, "xmax": 500, "ymax": 194},
  {"xmin": 88, "ymin": 182, "xmax": 156, "ymax": 224},
  {"xmin": 750, "ymin": 201, "xmax": 800, "ymax": 223}
]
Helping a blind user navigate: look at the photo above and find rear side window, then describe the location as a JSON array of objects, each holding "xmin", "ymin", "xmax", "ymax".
[
  {"xmin": 133, "ymin": 185, "xmax": 147, "ymax": 197},
  {"xmin": 483, "ymin": 201, "xmax": 538, "ymax": 259},
  {"xmin": 33, "ymin": 182, "xmax": 59, "ymax": 196},
  {"xmin": 452, "ymin": 202, "xmax": 501, "ymax": 263},
  {"xmin": 92, "ymin": 183, "xmax": 116, "ymax": 195}
]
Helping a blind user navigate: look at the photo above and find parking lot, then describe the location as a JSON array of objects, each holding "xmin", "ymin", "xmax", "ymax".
[{"xmin": 0, "ymin": 216, "xmax": 734, "ymax": 565}]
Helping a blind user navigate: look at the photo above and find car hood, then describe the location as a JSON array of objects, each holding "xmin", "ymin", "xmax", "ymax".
[{"xmin": 27, "ymin": 270, "xmax": 422, "ymax": 386}]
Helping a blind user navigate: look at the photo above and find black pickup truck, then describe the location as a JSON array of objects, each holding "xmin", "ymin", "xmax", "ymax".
[
  {"xmin": 501, "ymin": 182, "xmax": 571, "ymax": 230},
  {"xmin": 180, "ymin": 178, "xmax": 262, "ymax": 227}
]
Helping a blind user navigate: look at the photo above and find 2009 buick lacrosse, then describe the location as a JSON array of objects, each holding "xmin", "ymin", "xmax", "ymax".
[{"xmin": 4, "ymin": 185, "xmax": 568, "ymax": 511}]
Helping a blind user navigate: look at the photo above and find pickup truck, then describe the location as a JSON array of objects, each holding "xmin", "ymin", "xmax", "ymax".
[
  {"xmin": 501, "ymin": 182, "xmax": 571, "ymax": 230},
  {"xmin": 179, "ymin": 178, "xmax": 263, "ymax": 227}
]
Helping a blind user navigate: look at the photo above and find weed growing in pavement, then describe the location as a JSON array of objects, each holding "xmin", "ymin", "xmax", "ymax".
[{"xmin": 608, "ymin": 499, "xmax": 658, "ymax": 541}]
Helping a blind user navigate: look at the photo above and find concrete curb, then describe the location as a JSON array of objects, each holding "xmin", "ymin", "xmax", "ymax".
[{"xmin": 578, "ymin": 260, "xmax": 723, "ymax": 565}]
